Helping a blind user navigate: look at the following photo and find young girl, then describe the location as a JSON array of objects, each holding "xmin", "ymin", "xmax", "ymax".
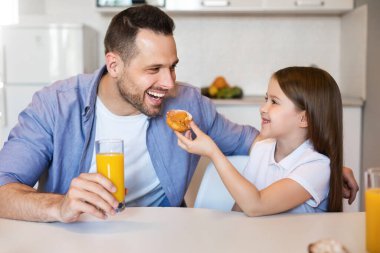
[{"xmin": 175, "ymin": 66, "xmax": 343, "ymax": 216}]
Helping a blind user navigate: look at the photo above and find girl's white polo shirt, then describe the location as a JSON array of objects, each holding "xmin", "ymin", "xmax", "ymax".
[{"xmin": 242, "ymin": 139, "xmax": 330, "ymax": 213}]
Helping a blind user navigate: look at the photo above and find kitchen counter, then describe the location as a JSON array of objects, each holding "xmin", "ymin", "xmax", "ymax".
[{"xmin": 211, "ymin": 95, "xmax": 364, "ymax": 107}]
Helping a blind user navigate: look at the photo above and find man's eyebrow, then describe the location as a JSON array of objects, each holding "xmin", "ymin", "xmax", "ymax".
[
  {"xmin": 146, "ymin": 59, "xmax": 179, "ymax": 68},
  {"xmin": 146, "ymin": 64, "xmax": 162, "ymax": 68}
]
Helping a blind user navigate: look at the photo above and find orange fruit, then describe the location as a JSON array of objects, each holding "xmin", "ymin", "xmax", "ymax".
[{"xmin": 211, "ymin": 76, "xmax": 229, "ymax": 89}]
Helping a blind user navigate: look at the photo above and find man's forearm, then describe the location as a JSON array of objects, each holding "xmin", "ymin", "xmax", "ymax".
[{"xmin": 0, "ymin": 183, "xmax": 63, "ymax": 222}]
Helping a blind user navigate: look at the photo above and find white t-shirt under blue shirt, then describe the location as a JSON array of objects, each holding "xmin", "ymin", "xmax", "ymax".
[
  {"xmin": 242, "ymin": 139, "xmax": 330, "ymax": 213},
  {"xmin": 89, "ymin": 97, "xmax": 165, "ymax": 207}
]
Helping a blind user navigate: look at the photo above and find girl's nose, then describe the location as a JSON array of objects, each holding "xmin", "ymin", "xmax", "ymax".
[{"xmin": 260, "ymin": 102, "xmax": 268, "ymax": 114}]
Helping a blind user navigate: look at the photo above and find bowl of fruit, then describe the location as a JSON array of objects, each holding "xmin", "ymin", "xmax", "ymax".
[{"xmin": 201, "ymin": 76, "xmax": 243, "ymax": 99}]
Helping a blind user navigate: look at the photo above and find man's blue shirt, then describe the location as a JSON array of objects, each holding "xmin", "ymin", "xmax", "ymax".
[{"xmin": 0, "ymin": 66, "xmax": 259, "ymax": 206}]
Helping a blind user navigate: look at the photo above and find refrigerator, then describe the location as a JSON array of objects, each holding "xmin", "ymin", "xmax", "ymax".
[{"xmin": 0, "ymin": 24, "xmax": 98, "ymax": 147}]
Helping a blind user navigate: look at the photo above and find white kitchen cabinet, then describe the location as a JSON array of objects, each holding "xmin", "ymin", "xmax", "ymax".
[
  {"xmin": 96, "ymin": 0, "xmax": 353, "ymax": 14},
  {"xmin": 97, "ymin": 0, "xmax": 164, "ymax": 7},
  {"xmin": 261, "ymin": 0, "xmax": 353, "ymax": 12},
  {"xmin": 165, "ymin": 0, "xmax": 353, "ymax": 13},
  {"xmin": 96, "ymin": 0, "xmax": 165, "ymax": 12},
  {"xmin": 166, "ymin": 0, "xmax": 262, "ymax": 11}
]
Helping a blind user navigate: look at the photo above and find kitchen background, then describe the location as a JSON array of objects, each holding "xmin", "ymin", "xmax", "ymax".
[{"xmin": 0, "ymin": 0, "xmax": 379, "ymax": 211}]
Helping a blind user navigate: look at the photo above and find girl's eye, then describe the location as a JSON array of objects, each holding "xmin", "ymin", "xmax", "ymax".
[{"xmin": 265, "ymin": 96, "xmax": 277, "ymax": 104}]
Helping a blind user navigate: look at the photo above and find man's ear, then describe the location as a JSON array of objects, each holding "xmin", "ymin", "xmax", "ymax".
[
  {"xmin": 105, "ymin": 52, "xmax": 123, "ymax": 77},
  {"xmin": 299, "ymin": 111, "xmax": 308, "ymax": 128}
]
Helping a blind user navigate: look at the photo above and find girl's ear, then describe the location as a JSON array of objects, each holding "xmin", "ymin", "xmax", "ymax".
[
  {"xmin": 105, "ymin": 52, "xmax": 123, "ymax": 78},
  {"xmin": 299, "ymin": 111, "xmax": 308, "ymax": 128}
]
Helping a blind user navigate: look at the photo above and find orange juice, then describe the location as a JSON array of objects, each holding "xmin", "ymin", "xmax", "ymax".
[
  {"xmin": 96, "ymin": 153, "xmax": 125, "ymax": 203},
  {"xmin": 366, "ymin": 188, "xmax": 380, "ymax": 253}
]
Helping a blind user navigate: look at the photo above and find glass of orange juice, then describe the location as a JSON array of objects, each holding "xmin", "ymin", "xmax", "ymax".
[
  {"xmin": 365, "ymin": 168, "xmax": 380, "ymax": 253},
  {"xmin": 96, "ymin": 139, "xmax": 125, "ymax": 212}
]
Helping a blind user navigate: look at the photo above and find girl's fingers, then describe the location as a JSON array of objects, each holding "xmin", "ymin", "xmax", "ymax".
[
  {"xmin": 174, "ymin": 131, "xmax": 189, "ymax": 147},
  {"xmin": 177, "ymin": 138, "xmax": 189, "ymax": 151},
  {"xmin": 189, "ymin": 121, "xmax": 202, "ymax": 135},
  {"xmin": 184, "ymin": 130, "xmax": 192, "ymax": 140},
  {"xmin": 175, "ymin": 131, "xmax": 191, "ymax": 144}
]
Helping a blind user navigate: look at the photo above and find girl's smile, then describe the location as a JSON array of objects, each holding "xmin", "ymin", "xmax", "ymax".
[{"xmin": 259, "ymin": 77, "xmax": 308, "ymax": 158}]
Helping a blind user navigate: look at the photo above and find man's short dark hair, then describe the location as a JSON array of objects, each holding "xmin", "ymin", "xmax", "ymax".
[{"xmin": 104, "ymin": 5, "xmax": 175, "ymax": 63}]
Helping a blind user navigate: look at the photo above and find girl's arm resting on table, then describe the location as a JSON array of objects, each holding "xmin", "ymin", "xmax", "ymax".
[{"xmin": 209, "ymin": 149, "xmax": 311, "ymax": 216}]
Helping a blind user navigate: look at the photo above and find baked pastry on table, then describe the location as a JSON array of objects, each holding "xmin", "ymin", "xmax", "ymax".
[
  {"xmin": 166, "ymin": 110, "xmax": 192, "ymax": 133},
  {"xmin": 308, "ymin": 239, "xmax": 350, "ymax": 253}
]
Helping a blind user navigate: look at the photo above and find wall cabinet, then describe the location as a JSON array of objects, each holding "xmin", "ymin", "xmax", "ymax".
[
  {"xmin": 96, "ymin": 0, "xmax": 354, "ymax": 14},
  {"xmin": 165, "ymin": 0, "xmax": 353, "ymax": 13},
  {"xmin": 261, "ymin": 0, "xmax": 354, "ymax": 12}
]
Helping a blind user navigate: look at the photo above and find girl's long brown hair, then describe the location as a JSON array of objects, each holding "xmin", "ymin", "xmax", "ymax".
[{"xmin": 274, "ymin": 66, "xmax": 343, "ymax": 212}]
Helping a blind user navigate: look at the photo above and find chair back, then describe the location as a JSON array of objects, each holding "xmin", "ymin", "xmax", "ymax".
[{"xmin": 194, "ymin": 155, "xmax": 249, "ymax": 211}]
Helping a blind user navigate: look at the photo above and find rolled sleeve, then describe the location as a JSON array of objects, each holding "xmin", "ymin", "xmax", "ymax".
[
  {"xmin": 0, "ymin": 90, "xmax": 54, "ymax": 187},
  {"xmin": 0, "ymin": 173, "xmax": 22, "ymax": 186}
]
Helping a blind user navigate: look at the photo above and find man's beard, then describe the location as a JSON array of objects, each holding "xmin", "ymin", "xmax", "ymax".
[{"xmin": 116, "ymin": 78, "xmax": 162, "ymax": 117}]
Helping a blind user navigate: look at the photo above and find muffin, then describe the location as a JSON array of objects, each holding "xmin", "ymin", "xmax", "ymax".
[{"xmin": 166, "ymin": 110, "xmax": 192, "ymax": 133}]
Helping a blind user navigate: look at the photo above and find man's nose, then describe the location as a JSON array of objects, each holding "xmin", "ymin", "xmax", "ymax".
[{"xmin": 160, "ymin": 69, "xmax": 176, "ymax": 90}]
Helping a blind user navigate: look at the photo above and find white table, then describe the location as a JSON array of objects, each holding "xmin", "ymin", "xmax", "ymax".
[{"xmin": 0, "ymin": 208, "xmax": 365, "ymax": 253}]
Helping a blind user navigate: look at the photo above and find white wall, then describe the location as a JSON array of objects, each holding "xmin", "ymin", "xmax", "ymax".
[
  {"xmin": 173, "ymin": 14, "xmax": 341, "ymax": 95},
  {"xmin": 18, "ymin": 0, "xmax": 345, "ymax": 97},
  {"xmin": 340, "ymin": 5, "xmax": 367, "ymax": 99}
]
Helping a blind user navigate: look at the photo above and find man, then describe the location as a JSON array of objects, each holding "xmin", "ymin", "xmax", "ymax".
[{"xmin": 0, "ymin": 5, "xmax": 358, "ymax": 223}]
